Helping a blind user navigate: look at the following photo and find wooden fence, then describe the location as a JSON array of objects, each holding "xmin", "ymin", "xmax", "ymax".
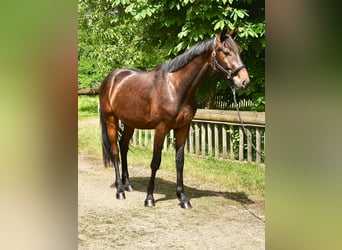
[
  {"xmin": 129, "ymin": 110, "xmax": 265, "ymax": 164},
  {"xmin": 210, "ymin": 95, "xmax": 256, "ymax": 110}
]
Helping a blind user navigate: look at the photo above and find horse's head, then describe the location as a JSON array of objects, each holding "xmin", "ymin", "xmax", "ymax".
[{"xmin": 212, "ymin": 26, "xmax": 250, "ymax": 90}]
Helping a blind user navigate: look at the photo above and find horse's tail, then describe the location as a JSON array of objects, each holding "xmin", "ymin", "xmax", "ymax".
[{"xmin": 100, "ymin": 111, "xmax": 112, "ymax": 167}]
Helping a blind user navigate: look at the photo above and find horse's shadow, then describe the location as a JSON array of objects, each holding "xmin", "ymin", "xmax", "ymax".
[{"xmin": 111, "ymin": 177, "xmax": 254, "ymax": 205}]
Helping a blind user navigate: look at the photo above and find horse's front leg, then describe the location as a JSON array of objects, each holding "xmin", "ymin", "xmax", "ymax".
[
  {"xmin": 174, "ymin": 125, "xmax": 192, "ymax": 209},
  {"xmin": 144, "ymin": 126, "xmax": 169, "ymax": 207}
]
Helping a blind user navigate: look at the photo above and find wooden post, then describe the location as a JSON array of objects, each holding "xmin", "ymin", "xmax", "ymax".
[
  {"xmin": 189, "ymin": 125, "xmax": 194, "ymax": 154},
  {"xmin": 239, "ymin": 127, "xmax": 244, "ymax": 161},
  {"xmin": 144, "ymin": 130, "xmax": 148, "ymax": 147},
  {"xmin": 132, "ymin": 130, "xmax": 136, "ymax": 146},
  {"xmin": 264, "ymin": 130, "xmax": 266, "ymax": 162},
  {"xmin": 256, "ymin": 128, "xmax": 261, "ymax": 164},
  {"xmin": 151, "ymin": 130, "xmax": 154, "ymax": 149},
  {"xmin": 195, "ymin": 123, "xmax": 200, "ymax": 156},
  {"xmin": 247, "ymin": 128, "xmax": 252, "ymax": 162},
  {"xmin": 222, "ymin": 124, "xmax": 227, "ymax": 159},
  {"xmin": 169, "ymin": 129, "xmax": 174, "ymax": 150},
  {"xmin": 214, "ymin": 124, "xmax": 219, "ymax": 158},
  {"xmin": 164, "ymin": 132, "xmax": 168, "ymax": 150},
  {"xmin": 138, "ymin": 130, "xmax": 142, "ymax": 147},
  {"xmin": 229, "ymin": 125, "xmax": 235, "ymax": 160},
  {"xmin": 201, "ymin": 123, "xmax": 206, "ymax": 156},
  {"xmin": 207, "ymin": 123, "xmax": 212, "ymax": 157}
]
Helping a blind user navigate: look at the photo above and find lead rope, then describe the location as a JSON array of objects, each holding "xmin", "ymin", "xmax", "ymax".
[{"xmin": 231, "ymin": 86, "xmax": 266, "ymax": 160}]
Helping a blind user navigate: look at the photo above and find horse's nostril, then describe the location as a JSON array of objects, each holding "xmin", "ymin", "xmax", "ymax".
[{"xmin": 242, "ymin": 80, "xmax": 247, "ymax": 86}]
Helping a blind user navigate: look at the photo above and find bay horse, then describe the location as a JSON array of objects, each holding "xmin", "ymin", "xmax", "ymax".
[{"xmin": 99, "ymin": 26, "xmax": 250, "ymax": 209}]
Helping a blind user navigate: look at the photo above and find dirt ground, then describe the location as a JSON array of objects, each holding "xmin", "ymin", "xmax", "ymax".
[{"xmin": 78, "ymin": 151, "xmax": 265, "ymax": 249}]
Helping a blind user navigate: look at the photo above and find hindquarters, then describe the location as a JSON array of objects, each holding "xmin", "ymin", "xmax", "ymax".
[
  {"xmin": 99, "ymin": 109, "xmax": 124, "ymax": 167},
  {"xmin": 99, "ymin": 91, "xmax": 134, "ymax": 198},
  {"xmin": 99, "ymin": 68, "xmax": 168, "ymax": 129},
  {"xmin": 99, "ymin": 69, "xmax": 138, "ymax": 166}
]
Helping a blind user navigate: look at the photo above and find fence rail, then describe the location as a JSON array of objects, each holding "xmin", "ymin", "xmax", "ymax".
[
  {"xmin": 78, "ymin": 88, "xmax": 99, "ymax": 95},
  {"xmin": 129, "ymin": 109, "xmax": 265, "ymax": 164}
]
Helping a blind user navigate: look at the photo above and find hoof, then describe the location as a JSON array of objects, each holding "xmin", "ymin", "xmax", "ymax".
[
  {"xmin": 125, "ymin": 184, "xmax": 133, "ymax": 192},
  {"xmin": 116, "ymin": 191, "xmax": 126, "ymax": 200},
  {"xmin": 180, "ymin": 201, "xmax": 192, "ymax": 209},
  {"xmin": 144, "ymin": 198, "xmax": 155, "ymax": 207}
]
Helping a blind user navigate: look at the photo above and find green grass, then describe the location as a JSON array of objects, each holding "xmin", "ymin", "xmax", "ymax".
[
  {"xmin": 78, "ymin": 114, "xmax": 265, "ymax": 197},
  {"xmin": 78, "ymin": 96, "xmax": 99, "ymax": 118},
  {"xmin": 129, "ymin": 147, "xmax": 265, "ymax": 196}
]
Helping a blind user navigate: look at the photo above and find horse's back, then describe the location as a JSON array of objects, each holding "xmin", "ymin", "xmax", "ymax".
[
  {"xmin": 101, "ymin": 68, "xmax": 142, "ymax": 88},
  {"xmin": 100, "ymin": 68, "xmax": 144, "ymax": 100}
]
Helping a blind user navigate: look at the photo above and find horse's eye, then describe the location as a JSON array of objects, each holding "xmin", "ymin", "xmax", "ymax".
[{"xmin": 223, "ymin": 51, "xmax": 230, "ymax": 56}]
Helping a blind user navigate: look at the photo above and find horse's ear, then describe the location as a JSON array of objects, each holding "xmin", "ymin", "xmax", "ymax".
[
  {"xmin": 229, "ymin": 26, "xmax": 238, "ymax": 39},
  {"xmin": 220, "ymin": 25, "xmax": 228, "ymax": 42}
]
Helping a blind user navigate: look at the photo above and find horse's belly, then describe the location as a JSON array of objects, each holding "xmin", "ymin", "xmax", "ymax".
[{"xmin": 115, "ymin": 109, "xmax": 159, "ymax": 129}]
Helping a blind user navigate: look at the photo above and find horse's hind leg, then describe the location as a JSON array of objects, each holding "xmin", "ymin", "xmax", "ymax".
[
  {"xmin": 104, "ymin": 114, "xmax": 126, "ymax": 199},
  {"xmin": 119, "ymin": 125, "xmax": 134, "ymax": 192}
]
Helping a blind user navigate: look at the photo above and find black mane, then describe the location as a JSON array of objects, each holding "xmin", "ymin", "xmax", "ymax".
[{"xmin": 154, "ymin": 38, "xmax": 214, "ymax": 72}]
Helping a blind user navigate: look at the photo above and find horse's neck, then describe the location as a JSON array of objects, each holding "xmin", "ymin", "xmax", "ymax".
[{"xmin": 170, "ymin": 53, "xmax": 211, "ymax": 101}]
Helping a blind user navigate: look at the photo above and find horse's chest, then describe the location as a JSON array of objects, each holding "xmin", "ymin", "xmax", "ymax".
[{"xmin": 173, "ymin": 107, "xmax": 195, "ymax": 128}]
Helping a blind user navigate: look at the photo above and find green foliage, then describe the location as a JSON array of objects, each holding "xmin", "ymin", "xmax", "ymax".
[
  {"xmin": 78, "ymin": 0, "xmax": 166, "ymax": 87},
  {"xmin": 78, "ymin": 96, "xmax": 99, "ymax": 117},
  {"xmin": 78, "ymin": 0, "xmax": 265, "ymax": 111}
]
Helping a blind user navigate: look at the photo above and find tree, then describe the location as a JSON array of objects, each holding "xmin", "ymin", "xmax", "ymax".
[{"xmin": 78, "ymin": 0, "xmax": 166, "ymax": 87}]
